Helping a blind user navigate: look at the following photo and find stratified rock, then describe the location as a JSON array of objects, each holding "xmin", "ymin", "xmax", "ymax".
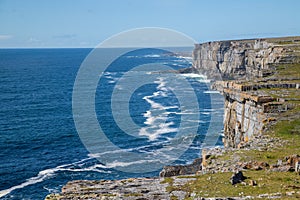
[
  {"xmin": 192, "ymin": 37, "xmax": 299, "ymax": 80},
  {"xmin": 241, "ymin": 161, "xmax": 269, "ymax": 170},
  {"xmin": 270, "ymin": 165, "xmax": 293, "ymax": 172},
  {"xmin": 159, "ymin": 158, "xmax": 202, "ymax": 177},
  {"xmin": 192, "ymin": 36, "xmax": 300, "ymax": 148}
]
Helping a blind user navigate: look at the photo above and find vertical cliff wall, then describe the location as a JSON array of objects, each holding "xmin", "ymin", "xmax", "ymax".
[
  {"xmin": 192, "ymin": 38, "xmax": 297, "ymax": 80},
  {"xmin": 192, "ymin": 36, "xmax": 300, "ymax": 148}
]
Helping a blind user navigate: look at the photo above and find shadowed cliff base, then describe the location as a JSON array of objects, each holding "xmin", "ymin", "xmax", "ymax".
[{"xmin": 46, "ymin": 36, "xmax": 300, "ymax": 200}]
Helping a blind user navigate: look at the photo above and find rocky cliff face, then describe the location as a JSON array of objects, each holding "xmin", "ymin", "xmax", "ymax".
[
  {"xmin": 213, "ymin": 81, "xmax": 295, "ymax": 148},
  {"xmin": 192, "ymin": 37, "xmax": 299, "ymax": 80},
  {"xmin": 193, "ymin": 36, "xmax": 300, "ymax": 148}
]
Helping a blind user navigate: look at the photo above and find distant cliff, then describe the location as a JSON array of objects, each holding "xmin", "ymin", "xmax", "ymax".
[
  {"xmin": 192, "ymin": 36, "xmax": 300, "ymax": 147},
  {"xmin": 192, "ymin": 37, "xmax": 300, "ymax": 80}
]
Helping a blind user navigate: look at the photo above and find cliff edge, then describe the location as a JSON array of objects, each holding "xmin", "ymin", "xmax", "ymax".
[
  {"xmin": 192, "ymin": 36, "xmax": 300, "ymax": 80},
  {"xmin": 192, "ymin": 36, "xmax": 300, "ymax": 148}
]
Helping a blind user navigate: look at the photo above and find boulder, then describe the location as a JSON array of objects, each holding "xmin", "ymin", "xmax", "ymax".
[
  {"xmin": 230, "ymin": 171, "xmax": 246, "ymax": 185},
  {"xmin": 159, "ymin": 158, "xmax": 202, "ymax": 177}
]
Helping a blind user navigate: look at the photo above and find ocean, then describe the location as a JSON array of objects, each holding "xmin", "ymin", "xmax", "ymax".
[{"xmin": 0, "ymin": 48, "xmax": 224, "ymax": 199}]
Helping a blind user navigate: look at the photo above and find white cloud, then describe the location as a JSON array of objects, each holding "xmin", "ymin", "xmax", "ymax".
[
  {"xmin": 28, "ymin": 37, "xmax": 41, "ymax": 43},
  {"xmin": 0, "ymin": 35, "xmax": 13, "ymax": 40}
]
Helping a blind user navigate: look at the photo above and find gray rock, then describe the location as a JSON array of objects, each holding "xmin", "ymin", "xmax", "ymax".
[
  {"xmin": 192, "ymin": 38, "xmax": 298, "ymax": 81},
  {"xmin": 295, "ymin": 161, "xmax": 300, "ymax": 173},
  {"xmin": 159, "ymin": 158, "xmax": 202, "ymax": 177},
  {"xmin": 230, "ymin": 171, "xmax": 246, "ymax": 185}
]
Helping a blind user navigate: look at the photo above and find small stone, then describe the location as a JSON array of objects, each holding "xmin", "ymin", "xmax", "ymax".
[
  {"xmin": 249, "ymin": 180, "xmax": 257, "ymax": 186},
  {"xmin": 295, "ymin": 161, "xmax": 300, "ymax": 173},
  {"xmin": 241, "ymin": 181, "xmax": 247, "ymax": 186},
  {"xmin": 286, "ymin": 191, "xmax": 295, "ymax": 196},
  {"xmin": 190, "ymin": 192, "xmax": 196, "ymax": 197},
  {"xmin": 270, "ymin": 165, "xmax": 292, "ymax": 172}
]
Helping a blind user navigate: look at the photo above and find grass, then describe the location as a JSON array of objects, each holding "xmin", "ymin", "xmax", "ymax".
[
  {"xmin": 170, "ymin": 195, "xmax": 179, "ymax": 200},
  {"xmin": 274, "ymin": 63, "xmax": 300, "ymax": 78},
  {"xmin": 160, "ymin": 177, "xmax": 174, "ymax": 184},
  {"xmin": 167, "ymin": 171, "xmax": 300, "ymax": 199},
  {"xmin": 260, "ymin": 88, "xmax": 300, "ymax": 99},
  {"xmin": 123, "ymin": 193, "xmax": 143, "ymax": 197},
  {"xmin": 234, "ymin": 118, "xmax": 300, "ymax": 165},
  {"xmin": 267, "ymin": 36, "xmax": 300, "ymax": 44},
  {"xmin": 276, "ymin": 41, "xmax": 295, "ymax": 45}
]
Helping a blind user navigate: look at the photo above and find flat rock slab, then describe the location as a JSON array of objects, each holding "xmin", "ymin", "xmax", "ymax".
[{"xmin": 46, "ymin": 177, "xmax": 195, "ymax": 200}]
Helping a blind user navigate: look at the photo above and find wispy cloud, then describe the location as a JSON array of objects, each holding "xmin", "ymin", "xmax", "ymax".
[
  {"xmin": 28, "ymin": 37, "xmax": 41, "ymax": 43},
  {"xmin": 52, "ymin": 34, "xmax": 77, "ymax": 39},
  {"xmin": 0, "ymin": 35, "xmax": 13, "ymax": 40}
]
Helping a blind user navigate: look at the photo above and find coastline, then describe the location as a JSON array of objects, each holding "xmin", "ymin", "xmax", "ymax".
[{"xmin": 46, "ymin": 36, "xmax": 300, "ymax": 199}]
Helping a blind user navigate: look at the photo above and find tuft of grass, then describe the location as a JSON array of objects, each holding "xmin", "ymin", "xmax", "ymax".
[
  {"xmin": 123, "ymin": 193, "xmax": 143, "ymax": 197},
  {"xmin": 238, "ymin": 118, "xmax": 300, "ymax": 165},
  {"xmin": 160, "ymin": 177, "xmax": 174, "ymax": 184},
  {"xmin": 276, "ymin": 40, "xmax": 295, "ymax": 45},
  {"xmin": 170, "ymin": 195, "xmax": 179, "ymax": 200},
  {"xmin": 275, "ymin": 63, "xmax": 300, "ymax": 78},
  {"xmin": 272, "ymin": 118, "xmax": 300, "ymax": 138}
]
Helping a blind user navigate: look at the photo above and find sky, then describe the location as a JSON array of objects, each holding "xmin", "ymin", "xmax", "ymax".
[{"xmin": 0, "ymin": 0, "xmax": 299, "ymax": 48}]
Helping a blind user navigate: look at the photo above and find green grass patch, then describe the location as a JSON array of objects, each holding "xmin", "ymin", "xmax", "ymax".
[
  {"xmin": 123, "ymin": 193, "xmax": 143, "ymax": 197},
  {"xmin": 160, "ymin": 177, "xmax": 174, "ymax": 184},
  {"xmin": 171, "ymin": 171, "xmax": 300, "ymax": 199},
  {"xmin": 275, "ymin": 63, "xmax": 300, "ymax": 78},
  {"xmin": 170, "ymin": 195, "xmax": 179, "ymax": 200},
  {"xmin": 276, "ymin": 40, "xmax": 295, "ymax": 45},
  {"xmin": 237, "ymin": 118, "xmax": 300, "ymax": 164}
]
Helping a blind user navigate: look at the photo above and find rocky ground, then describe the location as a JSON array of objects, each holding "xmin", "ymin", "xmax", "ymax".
[{"xmin": 46, "ymin": 133, "xmax": 300, "ymax": 200}]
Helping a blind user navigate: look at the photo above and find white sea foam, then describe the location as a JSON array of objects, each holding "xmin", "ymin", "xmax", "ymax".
[
  {"xmin": 180, "ymin": 73, "xmax": 211, "ymax": 83},
  {"xmin": 0, "ymin": 157, "xmax": 109, "ymax": 198},
  {"xmin": 198, "ymin": 79, "xmax": 211, "ymax": 83},
  {"xmin": 43, "ymin": 186, "xmax": 60, "ymax": 194},
  {"xmin": 143, "ymin": 54, "xmax": 161, "ymax": 58},
  {"xmin": 138, "ymin": 77, "xmax": 180, "ymax": 140},
  {"xmin": 125, "ymin": 55, "xmax": 136, "ymax": 58},
  {"xmin": 142, "ymin": 96, "xmax": 164, "ymax": 110},
  {"xmin": 201, "ymin": 112, "xmax": 210, "ymax": 115},
  {"xmin": 176, "ymin": 55, "xmax": 192, "ymax": 60},
  {"xmin": 203, "ymin": 108, "xmax": 216, "ymax": 111},
  {"xmin": 105, "ymin": 159, "xmax": 163, "ymax": 168},
  {"xmin": 203, "ymin": 90, "xmax": 220, "ymax": 94},
  {"xmin": 181, "ymin": 73, "xmax": 207, "ymax": 79},
  {"xmin": 104, "ymin": 71, "xmax": 111, "ymax": 76}
]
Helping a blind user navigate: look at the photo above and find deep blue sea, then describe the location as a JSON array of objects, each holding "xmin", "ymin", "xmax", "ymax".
[{"xmin": 0, "ymin": 48, "xmax": 224, "ymax": 199}]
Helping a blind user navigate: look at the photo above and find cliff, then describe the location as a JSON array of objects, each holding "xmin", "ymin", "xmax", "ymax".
[
  {"xmin": 192, "ymin": 36, "xmax": 300, "ymax": 80},
  {"xmin": 192, "ymin": 36, "xmax": 300, "ymax": 148}
]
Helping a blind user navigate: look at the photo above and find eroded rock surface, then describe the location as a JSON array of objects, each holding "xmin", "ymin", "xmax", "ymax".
[{"xmin": 192, "ymin": 37, "xmax": 300, "ymax": 80}]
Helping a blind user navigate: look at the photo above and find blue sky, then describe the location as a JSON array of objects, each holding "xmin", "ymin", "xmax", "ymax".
[{"xmin": 0, "ymin": 0, "xmax": 299, "ymax": 48}]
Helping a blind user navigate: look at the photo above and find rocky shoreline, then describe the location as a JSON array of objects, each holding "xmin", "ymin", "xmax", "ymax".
[
  {"xmin": 46, "ymin": 134, "xmax": 299, "ymax": 199},
  {"xmin": 46, "ymin": 36, "xmax": 300, "ymax": 199}
]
